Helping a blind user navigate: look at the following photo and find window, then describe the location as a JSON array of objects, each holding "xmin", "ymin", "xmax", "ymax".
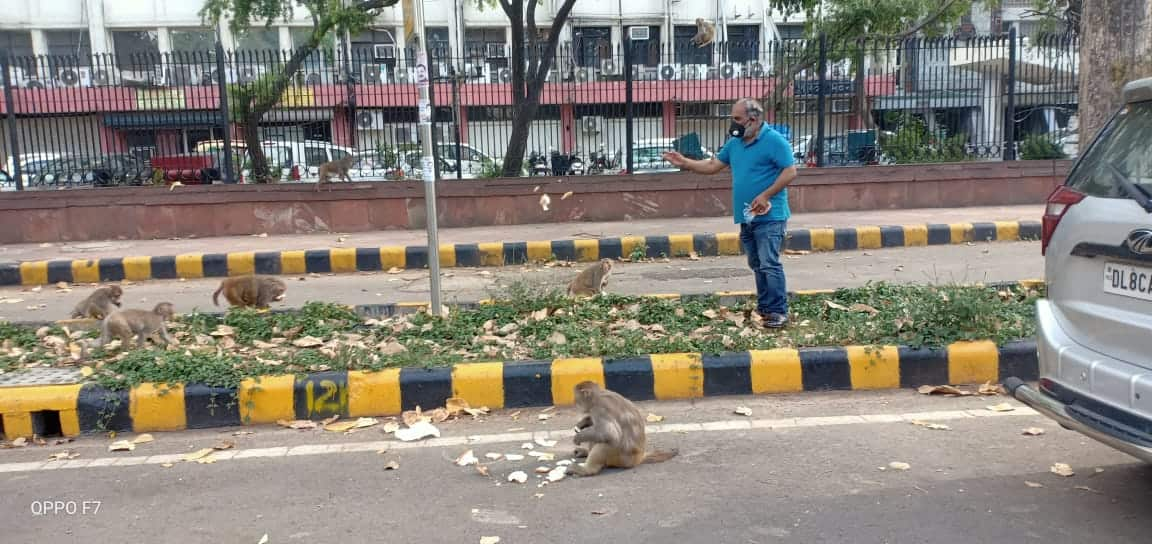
[
  {"xmin": 171, "ymin": 29, "xmax": 215, "ymax": 54},
  {"xmin": 112, "ymin": 30, "xmax": 160, "ymax": 70},
  {"xmin": 1066, "ymin": 102, "xmax": 1152, "ymax": 199},
  {"xmin": 305, "ymin": 147, "xmax": 329, "ymax": 167},
  {"xmin": 776, "ymin": 24, "xmax": 805, "ymax": 40},
  {"xmin": 45, "ymin": 31, "xmax": 91, "ymax": 62},
  {"xmin": 426, "ymin": 27, "xmax": 450, "ymax": 61},
  {"xmin": 289, "ymin": 28, "xmax": 330, "ymax": 71},
  {"xmin": 235, "ymin": 28, "xmax": 281, "ymax": 60},
  {"xmin": 625, "ymin": 26, "xmax": 660, "ymax": 67},
  {"xmin": 573, "ymin": 26, "xmax": 611, "ymax": 68},
  {"xmin": 1, "ymin": 30, "xmax": 36, "ymax": 74},
  {"xmin": 725, "ymin": 25, "xmax": 760, "ymax": 63},
  {"xmin": 674, "ymin": 25, "xmax": 711, "ymax": 64},
  {"xmin": 330, "ymin": 148, "xmax": 351, "ymax": 161},
  {"xmin": 351, "ymin": 29, "xmax": 397, "ymax": 70}
]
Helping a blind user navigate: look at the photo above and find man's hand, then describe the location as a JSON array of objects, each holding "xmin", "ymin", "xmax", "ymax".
[
  {"xmin": 662, "ymin": 151, "xmax": 687, "ymax": 168},
  {"xmin": 749, "ymin": 192, "xmax": 772, "ymax": 215}
]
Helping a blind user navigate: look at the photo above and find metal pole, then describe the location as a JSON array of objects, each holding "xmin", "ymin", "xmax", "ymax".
[
  {"xmin": 1, "ymin": 56, "xmax": 25, "ymax": 190},
  {"xmin": 214, "ymin": 37, "xmax": 236, "ymax": 183},
  {"xmin": 815, "ymin": 32, "xmax": 827, "ymax": 168},
  {"xmin": 1004, "ymin": 27, "xmax": 1018, "ymax": 161},
  {"xmin": 452, "ymin": 72, "xmax": 462, "ymax": 180},
  {"xmin": 410, "ymin": 0, "xmax": 443, "ymax": 316},
  {"xmin": 624, "ymin": 40, "xmax": 634, "ymax": 174}
]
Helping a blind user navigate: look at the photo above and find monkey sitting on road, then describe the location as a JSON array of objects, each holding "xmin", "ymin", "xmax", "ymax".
[
  {"xmin": 315, "ymin": 154, "xmax": 358, "ymax": 191},
  {"xmin": 568, "ymin": 259, "xmax": 613, "ymax": 297},
  {"xmin": 212, "ymin": 275, "xmax": 287, "ymax": 309},
  {"xmin": 569, "ymin": 381, "xmax": 678, "ymax": 476},
  {"xmin": 70, "ymin": 285, "xmax": 124, "ymax": 320},
  {"xmin": 94, "ymin": 302, "xmax": 176, "ymax": 350},
  {"xmin": 691, "ymin": 18, "xmax": 716, "ymax": 48}
]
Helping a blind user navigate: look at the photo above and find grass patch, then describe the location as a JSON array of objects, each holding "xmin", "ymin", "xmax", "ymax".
[{"xmin": 0, "ymin": 282, "xmax": 1042, "ymax": 391}]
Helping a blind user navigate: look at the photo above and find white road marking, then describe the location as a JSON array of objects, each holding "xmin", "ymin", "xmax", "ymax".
[{"xmin": 0, "ymin": 407, "xmax": 1040, "ymax": 475}]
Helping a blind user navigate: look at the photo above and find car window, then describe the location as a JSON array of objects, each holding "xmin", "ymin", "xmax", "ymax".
[
  {"xmin": 330, "ymin": 149, "xmax": 350, "ymax": 161},
  {"xmin": 260, "ymin": 146, "xmax": 293, "ymax": 168},
  {"xmin": 633, "ymin": 147, "xmax": 664, "ymax": 163},
  {"xmin": 405, "ymin": 154, "xmax": 421, "ymax": 169},
  {"xmin": 0, "ymin": 170, "xmax": 11, "ymax": 181},
  {"xmin": 1066, "ymin": 100, "xmax": 1152, "ymax": 198},
  {"xmin": 304, "ymin": 147, "xmax": 329, "ymax": 167}
]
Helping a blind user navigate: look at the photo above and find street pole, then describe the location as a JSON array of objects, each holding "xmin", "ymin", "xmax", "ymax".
[{"xmin": 406, "ymin": 0, "xmax": 443, "ymax": 316}]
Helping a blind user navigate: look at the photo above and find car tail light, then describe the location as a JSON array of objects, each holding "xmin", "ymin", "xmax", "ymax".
[
  {"xmin": 290, "ymin": 165, "xmax": 301, "ymax": 181},
  {"xmin": 1041, "ymin": 185, "xmax": 1085, "ymax": 255}
]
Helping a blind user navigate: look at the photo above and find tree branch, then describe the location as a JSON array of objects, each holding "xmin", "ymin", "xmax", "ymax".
[
  {"xmin": 891, "ymin": 0, "xmax": 962, "ymax": 40},
  {"xmin": 533, "ymin": 0, "xmax": 576, "ymax": 85},
  {"xmin": 355, "ymin": 0, "xmax": 401, "ymax": 10},
  {"xmin": 507, "ymin": 0, "xmax": 526, "ymax": 101},
  {"xmin": 526, "ymin": 0, "xmax": 541, "ymax": 80}
]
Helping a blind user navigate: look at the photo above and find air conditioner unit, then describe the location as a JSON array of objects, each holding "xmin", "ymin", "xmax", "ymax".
[
  {"xmin": 575, "ymin": 67, "xmax": 595, "ymax": 83},
  {"xmin": 463, "ymin": 63, "xmax": 489, "ymax": 81},
  {"xmin": 236, "ymin": 66, "xmax": 264, "ymax": 84},
  {"xmin": 831, "ymin": 98, "xmax": 851, "ymax": 113},
  {"xmin": 299, "ymin": 70, "xmax": 326, "ymax": 85},
  {"xmin": 711, "ymin": 103, "xmax": 729, "ymax": 117},
  {"xmin": 718, "ymin": 63, "xmax": 739, "ymax": 80},
  {"xmin": 679, "ymin": 64, "xmax": 706, "ymax": 81},
  {"xmin": 91, "ymin": 69, "xmax": 119, "ymax": 86},
  {"xmin": 486, "ymin": 43, "xmax": 508, "ymax": 58},
  {"xmin": 373, "ymin": 44, "xmax": 396, "ymax": 60},
  {"xmin": 356, "ymin": 110, "xmax": 385, "ymax": 130},
  {"xmin": 490, "ymin": 67, "xmax": 512, "ymax": 84},
  {"xmin": 599, "ymin": 59, "xmax": 619, "ymax": 77},
  {"xmin": 658, "ymin": 63, "xmax": 679, "ymax": 81},
  {"xmin": 55, "ymin": 67, "xmax": 92, "ymax": 87},
  {"xmin": 581, "ymin": 115, "xmax": 603, "ymax": 133},
  {"xmin": 628, "ymin": 26, "xmax": 650, "ymax": 41},
  {"xmin": 746, "ymin": 61, "xmax": 766, "ymax": 79},
  {"xmin": 362, "ymin": 63, "xmax": 385, "ymax": 85}
]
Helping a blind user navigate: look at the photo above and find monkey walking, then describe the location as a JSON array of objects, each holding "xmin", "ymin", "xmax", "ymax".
[
  {"xmin": 567, "ymin": 259, "xmax": 613, "ymax": 297},
  {"xmin": 94, "ymin": 302, "xmax": 176, "ymax": 350},
  {"xmin": 315, "ymin": 154, "xmax": 357, "ymax": 191},
  {"xmin": 691, "ymin": 18, "xmax": 716, "ymax": 48},
  {"xmin": 70, "ymin": 285, "xmax": 124, "ymax": 320},
  {"xmin": 569, "ymin": 381, "xmax": 678, "ymax": 476},
  {"xmin": 212, "ymin": 275, "xmax": 287, "ymax": 309}
]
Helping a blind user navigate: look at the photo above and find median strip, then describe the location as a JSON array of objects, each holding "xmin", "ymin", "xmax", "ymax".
[
  {"xmin": 0, "ymin": 220, "xmax": 1042, "ymax": 286},
  {"xmin": 0, "ymin": 281, "xmax": 1043, "ymax": 439}
]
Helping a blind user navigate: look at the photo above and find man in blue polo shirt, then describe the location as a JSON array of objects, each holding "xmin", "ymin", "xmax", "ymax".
[{"xmin": 663, "ymin": 98, "xmax": 798, "ymax": 328}]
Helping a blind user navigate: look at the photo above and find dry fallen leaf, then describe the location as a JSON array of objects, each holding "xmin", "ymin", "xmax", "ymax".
[
  {"xmin": 213, "ymin": 440, "xmax": 235, "ymax": 450},
  {"xmin": 733, "ymin": 406, "xmax": 753, "ymax": 417},
  {"xmin": 1050, "ymin": 463, "xmax": 1074, "ymax": 477},
  {"xmin": 80, "ymin": 366, "xmax": 95, "ymax": 377},
  {"xmin": 108, "ymin": 440, "xmax": 136, "ymax": 452},
  {"xmin": 292, "ymin": 336, "xmax": 325, "ymax": 348},
  {"xmin": 507, "ymin": 471, "xmax": 529, "ymax": 484},
  {"xmin": 455, "ymin": 450, "xmax": 479, "ymax": 466},
  {"xmin": 504, "ymin": 454, "xmax": 525, "ymax": 461},
  {"xmin": 394, "ymin": 421, "xmax": 440, "ymax": 442},
  {"xmin": 377, "ymin": 340, "xmax": 408, "ymax": 355},
  {"xmin": 539, "ymin": 194, "xmax": 552, "ymax": 211},
  {"xmin": 161, "ymin": 463, "xmax": 174, "ymax": 468},
  {"xmin": 209, "ymin": 325, "xmax": 235, "ymax": 337},
  {"xmin": 824, "ymin": 300, "xmax": 849, "ymax": 311},
  {"xmin": 402, "ymin": 407, "xmax": 427, "ymax": 427},
  {"xmin": 534, "ymin": 438, "xmax": 558, "ymax": 448},
  {"xmin": 233, "ymin": 431, "xmax": 255, "ymax": 437},
  {"xmin": 10, "ymin": 437, "xmax": 28, "ymax": 447},
  {"xmin": 485, "ymin": 453, "xmax": 503, "ymax": 460},
  {"xmin": 535, "ymin": 466, "xmax": 551, "ymax": 474},
  {"xmin": 917, "ymin": 385, "xmax": 972, "ymax": 396},
  {"xmin": 276, "ymin": 419, "xmax": 318, "ymax": 430},
  {"xmin": 537, "ymin": 413, "xmax": 553, "ymax": 421},
  {"xmin": 257, "ymin": 535, "xmax": 269, "ymax": 544},
  {"xmin": 131, "ymin": 433, "xmax": 155, "ymax": 444},
  {"xmin": 1073, "ymin": 485, "xmax": 1102, "ymax": 494},
  {"xmin": 561, "ymin": 191, "xmax": 574, "ymax": 200},
  {"xmin": 986, "ymin": 403, "xmax": 1016, "ymax": 412},
  {"xmin": 48, "ymin": 451, "xmax": 79, "ymax": 461},
  {"xmin": 547, "ymin": 331, "xmax": 567, "ymax": 345},
  {"xmin": 546, "ymin": 466, "xmax": 567, "ymax": 482},
  {"xmin": 1024, "ymin": 481, "xmax": 1044, "ymax": 488},
  {"xmin": 910, "ymin": 420, "xmax": 951, "ymax": 431},
  {"xmin": 381, "ymin": 421, "xmax": 401, "ymax": 434},
  {"xmin": 888, "ymin": 461, "xmax": 911, "ymax": 471},
  {"xmin": 849, "ymin": 303, "xmax": 880, "ymax": 316},
  {"xmin": 978, "ymin": 381, "xmax": 1005, "ymax": 395},
  {"xmin": 527, "ymin": 451, "xmax": 555, "ymax": 461},
  {"xmin": 1022, "ymin": 427, "xmax": 1046, "ymax": 436},
  {"xmin": 646, "ymin": 413, "xmax": 665, "ymax": 423},
  {"xmin": 480, "ymin": 537, "xmax": 501, "ymax": 544}
]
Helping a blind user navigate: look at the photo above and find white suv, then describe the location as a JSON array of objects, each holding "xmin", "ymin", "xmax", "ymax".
[{"xmin": 1005, "ymin": 77, "xmax": 1152, "ymax": 462}]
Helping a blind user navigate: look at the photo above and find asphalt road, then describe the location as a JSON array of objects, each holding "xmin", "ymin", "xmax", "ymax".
[
  {"xmin": 0, "ymin": 241, "xmax": 1043, "ymax": 322},
  {"xmin": 1, "ymin": 390, "xmax": 1149, "ymax": 543}
]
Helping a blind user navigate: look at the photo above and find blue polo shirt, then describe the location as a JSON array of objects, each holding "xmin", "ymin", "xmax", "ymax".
[{"xmin": 716, "ymin": 122, "xmax": 795, "ymax": 224}]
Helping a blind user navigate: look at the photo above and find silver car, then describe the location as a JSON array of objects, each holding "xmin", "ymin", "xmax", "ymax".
[{"xmin": 1006, "ymin": 77, "xmax": 1152, "ymax": 463}]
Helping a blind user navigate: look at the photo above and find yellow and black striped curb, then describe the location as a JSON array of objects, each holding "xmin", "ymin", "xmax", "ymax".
[
  {"xmin": 0, "ymin": 340, "xmax": 1038, "ymax": 439},
  {"xmin": 0, "ymin": 220, "xmax": 1042, "ymax": 287}
]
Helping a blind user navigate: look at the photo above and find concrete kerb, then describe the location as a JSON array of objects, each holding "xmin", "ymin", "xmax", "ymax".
[
  {"xmin": 0, "ymin": 340, "xmax": 1040, "ymax": 440},
  {"xmin": 0, "ymin": 220, "xmax": 1043, "ymax": 287}
]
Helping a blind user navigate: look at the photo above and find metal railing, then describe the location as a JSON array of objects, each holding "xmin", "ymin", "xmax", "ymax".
[{"xmin": 0, "ymin": 31, "xmax": 1079, "ymax": 189}]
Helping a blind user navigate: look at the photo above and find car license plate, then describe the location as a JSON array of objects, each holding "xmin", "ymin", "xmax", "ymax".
[{"xmin": 1103, "ymin": 261, "xmax": 1152, "ymax": 301}]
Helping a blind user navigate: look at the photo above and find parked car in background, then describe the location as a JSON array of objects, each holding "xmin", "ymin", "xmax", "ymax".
[
  {"xmin": 4, "ymin": 152, "xmax": 70, "ymax": 187},
  {"xmin": 26, "ymin": 154, "xmax": 152, "ymax": 188},
  {"xmin": 1005, "ymin": 76, "xmax": 1152, "ymax": 464},
  {"xmin": 632, "ymin": 137, "xmax": 714, "ymax": 175},
  {"xmin": 0, "ymin": 169, "xmax": 13, "ymax": 191}
]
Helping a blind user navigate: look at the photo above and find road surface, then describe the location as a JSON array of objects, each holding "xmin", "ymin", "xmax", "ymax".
[
  {"xmin": 0, "ymin": 390, "xmax": 1147, "ymax": 543},
  {"xmin": 0, "ymin": 241, "xmax": 1044, "ymax": 322}
]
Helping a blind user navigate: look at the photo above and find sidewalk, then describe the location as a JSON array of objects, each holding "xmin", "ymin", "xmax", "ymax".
[{"xmin": 2, "ymin": 205, "xmax": 1042, "ymax": 263}]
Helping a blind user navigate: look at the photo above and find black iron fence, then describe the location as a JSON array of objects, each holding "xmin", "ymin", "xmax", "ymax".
[{"xmin": 0, "ymin": 31, "xmax": 1079, "ymax": 190}]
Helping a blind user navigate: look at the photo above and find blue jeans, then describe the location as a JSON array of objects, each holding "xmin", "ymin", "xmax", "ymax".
[{"xmin": 740, "ymin": 220, "xmax": 787, "ymax": 316}]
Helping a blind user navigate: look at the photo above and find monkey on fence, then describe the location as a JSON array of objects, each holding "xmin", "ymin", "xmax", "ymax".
[
  {"xmin": 569, "ymin": 381, "xmax": 678, "ymax": 476},
  {"xmin": 315, "ymin": 154, "xmax": 358, "ymax": 191}
]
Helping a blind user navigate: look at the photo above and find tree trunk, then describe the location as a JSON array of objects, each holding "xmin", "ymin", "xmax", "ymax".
[
  {"xmin": 242, "ymin": 115, "xmax": 269, "ymax": 183},
  {"xmin": 502, "ymin": 99, "xmax": 540, "ymax": 177},
  {"xmin": 1078, "ymin": 0, "xmax": 1152, "ymax": 144}
]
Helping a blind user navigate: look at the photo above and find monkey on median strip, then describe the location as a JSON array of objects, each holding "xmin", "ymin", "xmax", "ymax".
[
  {"xmin": 70, "ymin": 285, "xmax": 124, "ymax": 320},
  {"xmin": 567, "ymin": 259, "xmax": 613, "ymax": 297},
  {"xmin": 95, "ymin": 302, "xmax": 176, "ymax": 350},
  {"xmin": 212, "ymin": 275, "xmax": 287, "ymax": 309}
]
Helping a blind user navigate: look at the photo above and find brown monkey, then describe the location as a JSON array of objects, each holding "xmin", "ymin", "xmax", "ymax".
[
  {"xmin": 567, "ymin": 259, "xmax": 613, "ymax": 297},
  {"xmin": 212, "ymin": 275, "xmax": 287, "ymax": 309},
  {"xmin": 569, "ymin": 381, "xmax": 678, "ymax": 476},
  {"xmin": 70, "ymin": 285, "xmax": 124, "ymax": 320},
  {"xmin": 95, "ymin": 302, "xmax": 176, "ymax": 350},
  {"xmin": 315, "ymin": 154, "xmax": 357, "ymax": 191},
  {"xmin": 691, "ymin": 18, "xmax": 716, "ymax": 48}
]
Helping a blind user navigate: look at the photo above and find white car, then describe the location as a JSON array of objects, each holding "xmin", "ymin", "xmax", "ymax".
[{"xmin": 1006, "ymin": 77, "xmax": 1152, "ymax": 463}]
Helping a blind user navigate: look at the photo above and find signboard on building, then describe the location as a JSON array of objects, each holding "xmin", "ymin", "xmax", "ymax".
[
  {"xmin": 794, "ymin": 79, "xmax": 855, "ymax": 97},
  {"xmin": 135, "ymin": 89, "xmax": 186, "ymax": 110}
]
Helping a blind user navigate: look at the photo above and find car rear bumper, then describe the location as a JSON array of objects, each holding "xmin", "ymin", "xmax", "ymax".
[{"xmin": 1003, "ymin": 299, "xmax": 1152, "ymax": 463}]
